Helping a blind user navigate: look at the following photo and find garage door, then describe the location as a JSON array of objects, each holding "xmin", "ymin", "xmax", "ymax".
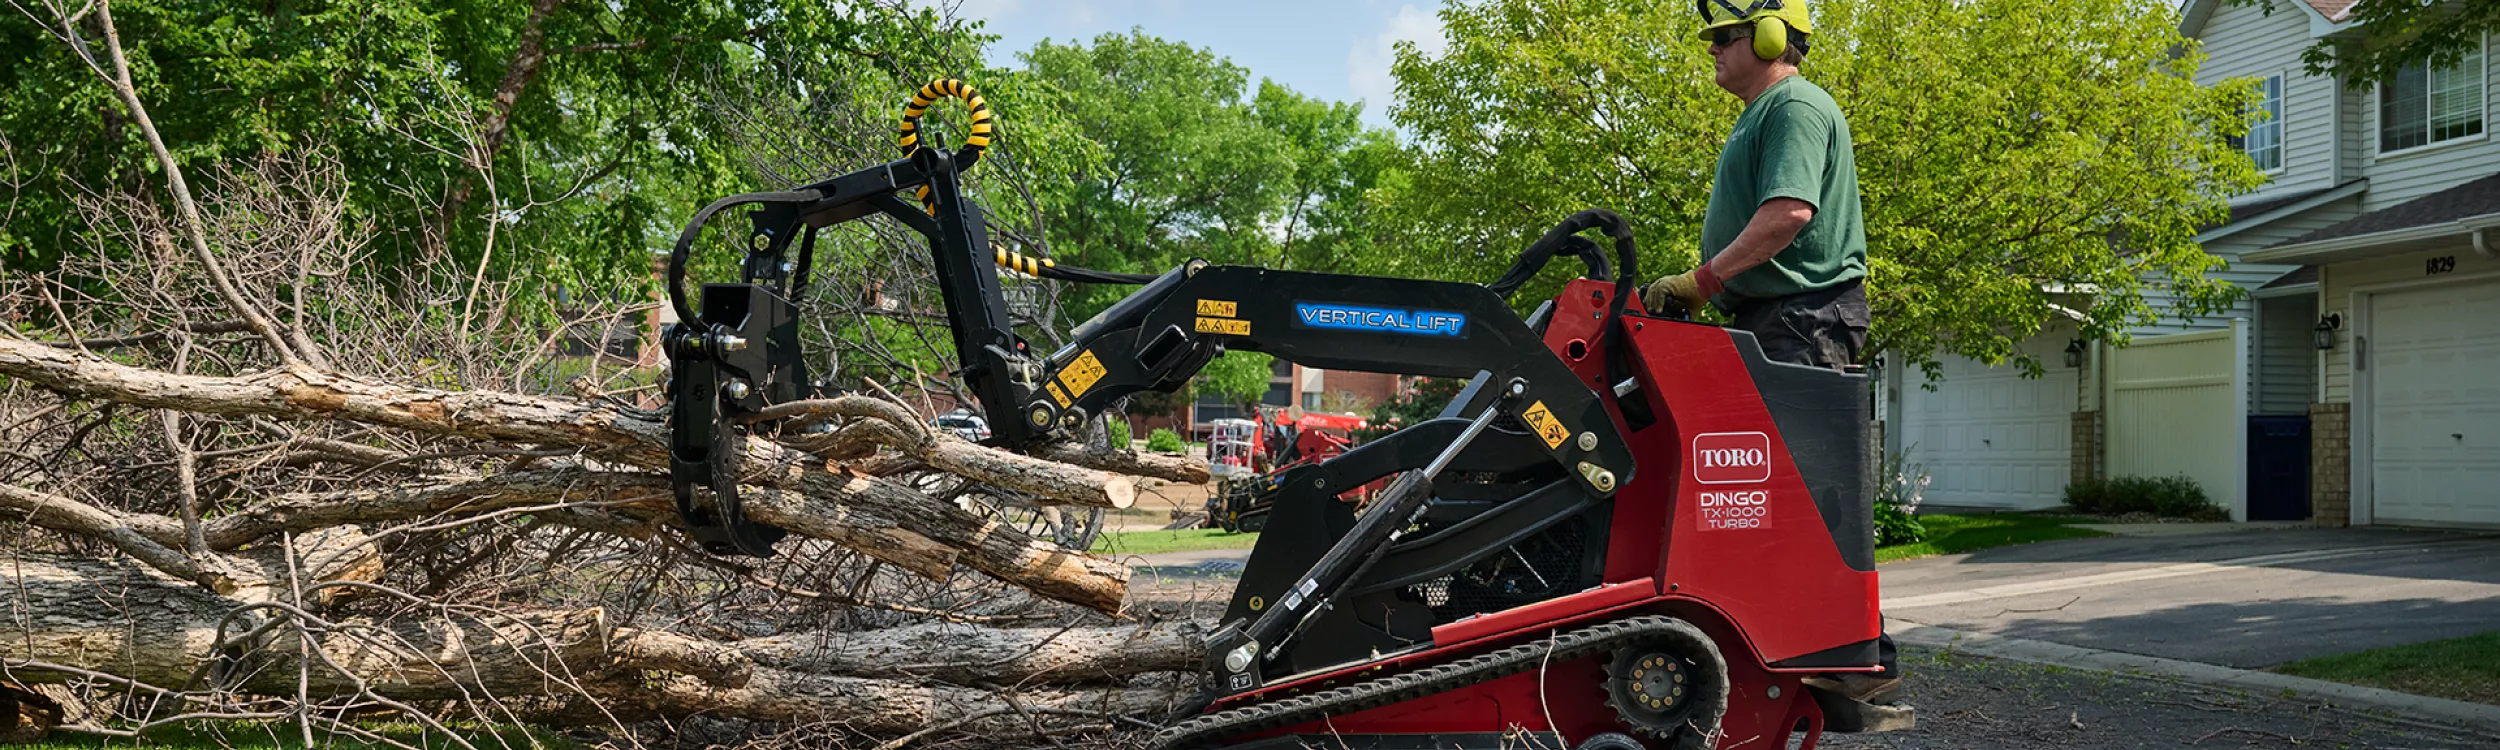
[
  {"xmin": 2368, "ymin": 279, "xmax": 2500, "ymax": 527},
  {"xmin": 1897, "ymin": 334, "xmax": 2078, "ymax": 509}
]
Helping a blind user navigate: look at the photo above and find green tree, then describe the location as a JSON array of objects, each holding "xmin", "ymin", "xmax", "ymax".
[
  {"xmin": 0, "ymin": 0, "xmax": 952, "ymax": 296},
  {"xmin": 1019, "ymin": 31, "xmax": 1294, "ymax": 317},
  {"xmin": 1197, "ymin": 350, "xmax": 1274, "ymax": 409},
  {"xmin": 1383, "ymin": 0, "xmax": 2265, "ymax": 373},
  {"xmin": 2243, "ymin": 0, "xmax": 2500, "ymax": 85},
  {"xmin": 1250, "ymin": 80, "xmax": 1404, "ymax": 274},
  {"xmin": 1015, "ymin": 31, "xmax": 1407, "ymax": 321},
  {"xmin": 1358, "ymin": 376, "xmax": 1466, "ymax": 441}
]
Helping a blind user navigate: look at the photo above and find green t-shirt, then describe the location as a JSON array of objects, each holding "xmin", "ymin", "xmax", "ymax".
[{"xmin": 1700, "ymin": 75, "xmax": 1867, "ymax": 302}]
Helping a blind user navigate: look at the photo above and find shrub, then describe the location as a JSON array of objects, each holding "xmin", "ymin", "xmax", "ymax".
[
  {"xmin": 1874, "ymin": 449, "xmax": 1930, "ymax": 547},
  {"xmin": 2064, "ymin": 475, "xmax": 2227, "ymax": 520},
  {"xmin": 1147, "ymin": 428, "xmax": 1186, "ymax": 454},
  {"xmin": 1108, "ymin": 418, "xmax": 1133, "ymax": 449}
]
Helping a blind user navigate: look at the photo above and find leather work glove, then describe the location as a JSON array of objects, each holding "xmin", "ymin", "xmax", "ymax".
[{"xmin": 1643, "ymin": 266, "xmax": 1723, "ymax": 315}]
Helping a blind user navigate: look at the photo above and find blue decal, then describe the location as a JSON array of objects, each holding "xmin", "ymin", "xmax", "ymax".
[{"xmin": 1294, "ymin": 302, "xmax": 1468, "ymax": 337}]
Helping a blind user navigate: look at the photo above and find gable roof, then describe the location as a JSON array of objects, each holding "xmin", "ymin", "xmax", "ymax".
[
  {"xmin": 2195, "ymin": 179, "xmax": 2369, "ymax": 243},
  {"xmin": 2179, "ymin": 0, "xmax": 2351, "ymax": 39},
  {"xmin": 2273, "ymin": 172, "xmax": 2500, "ymax": 247},
  {"xmin": 2303, "ymin": 0, "xmax": 2355, "ymax": 21},
  {"xmin": 2245, "ymin": 171, "xmax": 2500, "ymax": 262}
]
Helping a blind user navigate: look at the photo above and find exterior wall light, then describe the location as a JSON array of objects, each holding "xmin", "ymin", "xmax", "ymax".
[
  {"xmin": 2063, "ymin": 339, "xmax": 2086, "ymax": 368},
  {"xmin": 2314, "ymin": 313, "xmax": 2342, "ymax": 351}
]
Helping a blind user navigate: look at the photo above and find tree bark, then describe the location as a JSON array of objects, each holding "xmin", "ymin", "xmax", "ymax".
[
  {"xmin": 0, "ymin": 339, "xmax": 1134, "ymax": 612},
  {"xmin": 0, "ymin": 557, "xmax": 1193, "ymax": 732}
]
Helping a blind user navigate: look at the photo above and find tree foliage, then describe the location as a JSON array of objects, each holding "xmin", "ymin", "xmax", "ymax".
[
  {"xmin": 1197, "ymin": 349, "xmax": 1274, "ymax": 409},
  {"xmin": 1017, "ymin": 31, "xmax": 1403, "ymax": 321},
  {"xmin": 0, "ymin": 0, "xmax": 962, "ymax": 298},
  {"xmin": 2248, "ymin": 0, "xmax": 2500, "ymax": 85},
  {"xmin": 1383, "ymin": 0, "xmax": 2266, "ymax": 373}
]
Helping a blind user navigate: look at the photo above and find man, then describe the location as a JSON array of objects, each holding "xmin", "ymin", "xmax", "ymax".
[{"xmin": 1644, "ymin": 0, "xmax": 1899, "ymax": 704}]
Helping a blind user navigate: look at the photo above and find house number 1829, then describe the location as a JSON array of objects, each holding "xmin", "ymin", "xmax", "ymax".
[{"xmin": 2427, "ymin": 256, "xmax": 2458, "ymax": 275}]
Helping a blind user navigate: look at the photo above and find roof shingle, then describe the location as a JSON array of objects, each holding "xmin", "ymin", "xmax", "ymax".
[{"xmin": 2268, "ymin": 171, "xmax": 2500, "ymax": 249}]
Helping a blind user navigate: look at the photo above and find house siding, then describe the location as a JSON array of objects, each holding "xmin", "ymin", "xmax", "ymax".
[
  {"xmin": 2356, "ymin": 33, "xmax": 2500, "ymax": 211},
  {"xmin": 2338, "ymin": 75, "xmax": 2363, "ymax": 182},
  {"xmin": 2320, "ymin": 247, "xmax": 2500, "ymax": 404},
  {"xmin": 2196, "ymin": 0, "xmax": 2338, "ymax": 200}
]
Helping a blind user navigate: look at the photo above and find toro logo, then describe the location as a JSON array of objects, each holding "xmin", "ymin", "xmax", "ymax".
[
  {"xmin": 1692, "ymin": 432, "xmax": 1772, "ymax": 484},
  {"xmin": 1696, "ymin": 489, "xmax": 1774, "ymax": 531}
]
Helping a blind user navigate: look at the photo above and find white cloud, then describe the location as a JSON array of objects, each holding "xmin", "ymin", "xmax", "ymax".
[{"xmin": 1347, "ymin": 4, "xmax": 1447, "ymax": 113}]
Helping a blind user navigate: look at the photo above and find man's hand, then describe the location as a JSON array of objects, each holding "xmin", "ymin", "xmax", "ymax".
[{"xmin": 1644, "ymin": 267, "xmax": 1725, "ymax": 314}]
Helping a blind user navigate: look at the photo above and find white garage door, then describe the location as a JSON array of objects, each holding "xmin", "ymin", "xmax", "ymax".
[
  {"xmin": 2368, "ymin": 279, "xmax": 2500, "ymax": 527},
  {"xmin": 1897, "ymin": 334, "xmax": 2078, "ymax": 509}
]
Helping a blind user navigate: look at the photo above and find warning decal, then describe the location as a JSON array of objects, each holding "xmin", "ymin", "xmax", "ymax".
[
  {"xmin": 1195, "ymin": 316, "xmax": 1252, "ymax": 336},
  {"xmin": 1196, "ymin": 299, "xmax": 1238, "ymax": 317},
  {"xmin": 1520, "ymin": 400, "xmax": 1568, "ymax": 450},
  {"xmin": 1046, "ymin": 381, "xmax": 1072, "ymax": 408},
  {"xmin": 1057, "ymin": 350, "xmax": 1108, "ymax": 399}
]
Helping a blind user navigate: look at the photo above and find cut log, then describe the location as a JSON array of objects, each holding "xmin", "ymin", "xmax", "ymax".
[
  {"xmin": 0, "ymin": 555, "xmax": 1194, "ymax": 734},
  {"xmin": 0, "ymin": 339, "xmax": 1130, "ymax": 612},
  {"xmin": 1036, "ymin": 443, "xmax": 1212, "ymax": 485},
  {"xmin": 731, "ymin": 621, "xmax": 1206, "ymax": 686}
]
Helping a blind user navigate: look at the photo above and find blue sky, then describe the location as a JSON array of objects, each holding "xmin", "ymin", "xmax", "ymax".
[{"xmin": 936, "ymin": 0, "xmax": 1451, "ymax": 131}]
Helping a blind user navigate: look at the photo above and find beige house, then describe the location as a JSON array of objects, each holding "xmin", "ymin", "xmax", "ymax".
[
  {"xmin": 1886, "ymin": 0, "xmax": 2500, "ymax": 529},
  {"xmin": 2200, "ymin": 0, "xmax": 2500, "ymax": 529}
]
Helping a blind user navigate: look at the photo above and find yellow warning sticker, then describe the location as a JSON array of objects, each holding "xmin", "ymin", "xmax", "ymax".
[
  {"xmin": 1521, "ymin": 400, "xmax": 1569, "ymax": 450},
  {"xmin": 1046, "ymin": 381, "xmax": 1072, "ymax": 408},
  {"xmin": 1196, "ymin": 299, "xmax": 1239, "ymax": 317},
  {"xmin": 1057, "ymin": 350, "xmax": 1108, "ymax": 399},
  {"xmin": 1195, "ymin": 316, "xmax": 1253, "ymax": 336}
]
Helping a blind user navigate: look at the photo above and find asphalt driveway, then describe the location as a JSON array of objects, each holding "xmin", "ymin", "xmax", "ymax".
[{"xmin": 1879, "ymin": 527, "xmax": 2500, "ymax": 668}]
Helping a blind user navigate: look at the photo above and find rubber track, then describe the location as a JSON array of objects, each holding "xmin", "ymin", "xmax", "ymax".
[{"xmin": 1149, "ymin": 616, "xmax": 1687, "ymax": 750}]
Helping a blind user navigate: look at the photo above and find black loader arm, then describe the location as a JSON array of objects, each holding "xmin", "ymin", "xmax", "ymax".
[{"xmin": 1026, "ymin": 263, "xmax": 1634, "ymax": 499}]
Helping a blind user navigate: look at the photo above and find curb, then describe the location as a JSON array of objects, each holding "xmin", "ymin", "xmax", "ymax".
[{"xmin": 1889, "ymin": 618, "xmax": 2500, "ymax": 734}]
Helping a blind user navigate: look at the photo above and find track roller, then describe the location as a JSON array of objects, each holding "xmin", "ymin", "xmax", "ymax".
[{"xmin": 1601, "ymin": 618, "xmax": 1728, "ymax": 749}]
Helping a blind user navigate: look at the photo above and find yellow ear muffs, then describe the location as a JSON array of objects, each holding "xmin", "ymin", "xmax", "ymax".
[{"xmin": 1752, "ymin": 16, "xmax": 1788, "ymax": 60}]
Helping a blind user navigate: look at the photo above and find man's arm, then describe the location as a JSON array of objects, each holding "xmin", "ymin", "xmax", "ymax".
[
  {"xmin": 1644, "ymin": 198, "xmax": 1818, "ymax": 312},
  {"xmin": 1705, "ymin": 198, "xmax": 1815, "ymax": 281}
]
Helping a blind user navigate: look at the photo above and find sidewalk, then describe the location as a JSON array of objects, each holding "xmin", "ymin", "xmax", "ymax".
[{"xmin": 1877, "ymin": 527, "xmax": 2500, "ymax": 669}]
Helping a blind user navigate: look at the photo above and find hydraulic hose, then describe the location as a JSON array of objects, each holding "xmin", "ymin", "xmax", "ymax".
[
  {"xmin": 664, "ymin": 189, "xmax": 823, "ymax": 326},
  {"xmin": 898, "ymin": 79, "xmax": 996, "ymax": 216},
  {"xmin": 900, "ymin": 79, "xmax": 1154, "ymax": 285},
  {"xmin": 1486, "ymin": 235, "xmax": 1611, "ymax": 299}
]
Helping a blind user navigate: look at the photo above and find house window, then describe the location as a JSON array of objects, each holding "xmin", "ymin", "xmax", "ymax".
[
  {"xmin": 1303, "ymin": 392, "xmax": 1322, "ymax": 409},
  {"xmin": 2245, "ymin": 75, "xmax": 2283, "ymax": 172},
  {"xmin": 2380, "ymin": 44, "xmax": 2485, "ymax": 153}
]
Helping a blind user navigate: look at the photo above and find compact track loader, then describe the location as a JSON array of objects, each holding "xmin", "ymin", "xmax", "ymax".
[{"xmin": 660, "ymin": 80, "xmax": 1912, "ymax": 750}]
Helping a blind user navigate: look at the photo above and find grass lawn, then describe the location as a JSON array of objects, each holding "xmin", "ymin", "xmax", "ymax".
[
  {"xmin": 1875, "ymin": 513, "xmax": 2109, "ymax": 563},
  {"xmin": 1090, "ymin": 528, "xmax": 1260, "ymax": 556},
  {"xmin": 2273, "ymin": 630, "xmax": 2500, "ymax": 705}
]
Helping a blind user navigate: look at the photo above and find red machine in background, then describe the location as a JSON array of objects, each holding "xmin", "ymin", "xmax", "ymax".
[{"xmin": 1209, "ymin": 410, "xmax": 1381, "ymax": 532}]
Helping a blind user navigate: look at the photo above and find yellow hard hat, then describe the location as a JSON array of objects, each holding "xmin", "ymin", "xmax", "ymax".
[{"xmin": 1695, "ymin": 0, "xmax": 1813, "ymax": 60}]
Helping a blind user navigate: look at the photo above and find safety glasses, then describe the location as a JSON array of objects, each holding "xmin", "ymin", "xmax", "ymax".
[{"xmin": 1710, "ymin": 27, "xmax": 1755, "ymax": 49}]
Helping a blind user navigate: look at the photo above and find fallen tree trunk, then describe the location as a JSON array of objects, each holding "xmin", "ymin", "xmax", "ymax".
[
  {"xmin": 0, "ymin": 338, "xmax": 1146, "ymax": 612},
  {"xmin": 0, "ymin": 556, "xmax": 1195, "ymax": 734}
]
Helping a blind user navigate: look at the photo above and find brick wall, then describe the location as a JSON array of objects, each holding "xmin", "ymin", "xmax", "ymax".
[
  {"xmin": 2310, "ymin": 402, "xmax": 2350, "ymax": 527},
  {"xmin": 2070, "ymin": 410, "xmax": 2101, "ymax": 486}
]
